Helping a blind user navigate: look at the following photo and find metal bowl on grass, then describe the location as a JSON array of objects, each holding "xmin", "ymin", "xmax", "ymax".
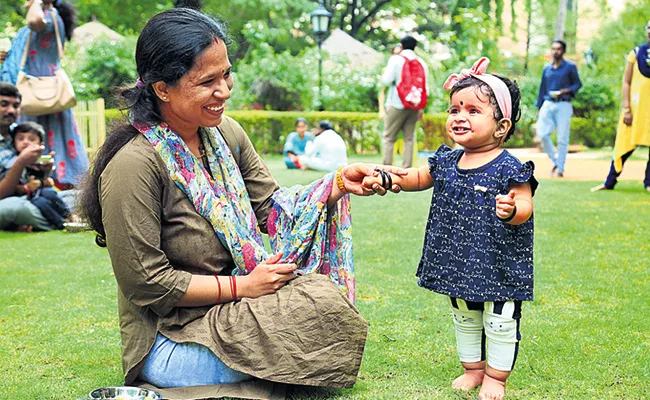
[{"xmin": 88, "ymin": 386, "xmax": 162, "ymax": 400}]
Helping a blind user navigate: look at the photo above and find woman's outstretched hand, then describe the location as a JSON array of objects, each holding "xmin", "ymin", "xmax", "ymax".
[
  {"xmin": 341, "ymin": 163, "xmax": 406, "ymax": 196},
  {"xmin": 238, "ymin": 253, "xmax": 297, "ymax": 299}
]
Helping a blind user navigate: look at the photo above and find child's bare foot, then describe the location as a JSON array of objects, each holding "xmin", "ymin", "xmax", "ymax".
[
  {"xmin": 452, "ymin": 368, "xmax": 484, "ymax": 390},
  {"xmin": 478, "ymin": 374, "xmax": 506, "ymax": 400},
  {"xmin": 452, "ymin": 361, "xmax": 485, "ymax": 391}
]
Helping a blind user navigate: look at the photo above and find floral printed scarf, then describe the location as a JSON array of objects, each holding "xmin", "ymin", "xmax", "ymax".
[{"xmin": 134, "ymin": 122, "xmax": 355, "ymax": 301}]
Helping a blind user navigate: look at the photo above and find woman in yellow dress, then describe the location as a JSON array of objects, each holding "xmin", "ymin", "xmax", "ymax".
[{"xmin": 592, "ymin": 20, "xmax": 650, "ymax": 192}]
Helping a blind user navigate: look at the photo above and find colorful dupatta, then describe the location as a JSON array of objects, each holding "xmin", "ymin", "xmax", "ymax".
[{"xmin": 134, "ymin": 122, "xmax": 355, "ymax": 301}]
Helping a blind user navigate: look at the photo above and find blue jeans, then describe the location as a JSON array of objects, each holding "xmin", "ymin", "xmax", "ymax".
[
  {"xmin": 0, "ymin": 196, "xmax": 51, "ymax": 231},
  {"xmin": 284, "ymin": 156, "xmax": 300, "ymax": 169},
  {"xmin": 31, "ymin": 188, "xmax": 71, "ymax": 229},
  {"xmin": 536, "ymin": 100, "xmax": 573, "ymax": 174},
  {"xmin": 139, "ymin": 333, "xmax": 251, "ymax": 388}
]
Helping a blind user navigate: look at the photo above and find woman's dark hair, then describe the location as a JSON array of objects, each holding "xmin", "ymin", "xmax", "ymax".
[
  {"xmin": 53, "ymin": 1, "xmax": 77, "ymax": 41},
  {"xmin": 79, "ymin": 8, "xmax": 230, "ymax": 246},
  {"xmin": 295, "ymin": 117, "xmax": 308, "ymax": 127},
  {"xmin": 449, "ymin": 75, "xmax": 521, "ymax": 142},
  {"xmin": 11, "ymin": 121, "xmax": 45, "ymax": 144}
]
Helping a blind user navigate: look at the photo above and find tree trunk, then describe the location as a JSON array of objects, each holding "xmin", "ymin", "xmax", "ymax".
[
  {"xmin": 523, "ymin": 0, "xmax": 532, "ymax": 74},
  {"xmin": 555, "ymin": 0, "xmax": 568, "ymax": 40}
]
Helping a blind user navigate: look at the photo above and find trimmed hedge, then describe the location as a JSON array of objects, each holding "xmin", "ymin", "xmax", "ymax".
[{"xmin": 104, "ymin": 109, "xmax": 618, "ymax": 154}]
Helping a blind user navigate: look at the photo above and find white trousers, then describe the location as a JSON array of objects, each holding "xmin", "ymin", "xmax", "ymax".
[{"xmin": 449, "ymin": 297, "xmax": 522, "ymax": 372}]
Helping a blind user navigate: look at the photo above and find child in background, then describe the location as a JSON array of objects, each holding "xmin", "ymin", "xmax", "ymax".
[
  {"xmin": 365, "ymin": 58, "xmax": 537, "ymax": 400},
  {"xmin": 12, "ymin": 122, "xmax": 71, "ymax": 230}
]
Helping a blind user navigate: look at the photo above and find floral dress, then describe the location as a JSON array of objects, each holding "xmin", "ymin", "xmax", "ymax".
[{"xmin": 19, "ymin": 9, "xmax": 89, "ymax": 185}]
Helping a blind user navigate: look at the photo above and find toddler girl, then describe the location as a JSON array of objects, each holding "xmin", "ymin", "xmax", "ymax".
[{"xmin": 365, "ymin": 57, "xmax": 537, "ymax": 400}]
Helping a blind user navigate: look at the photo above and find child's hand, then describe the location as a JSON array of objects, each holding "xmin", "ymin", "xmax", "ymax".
[
  {"xmin": 495, "ymin": 190, "xmax": 516, "ymax": 220},
  {"xmin": 27, "ymin": 176, "xmax": 42, "ymax": 192},
  {"xmin": 44, "ymin": 178, "xmax": 54, "ymax": 187},
  {"xmin": 362, "ymin": 175, "xmax": 383, "ymax": 191}
]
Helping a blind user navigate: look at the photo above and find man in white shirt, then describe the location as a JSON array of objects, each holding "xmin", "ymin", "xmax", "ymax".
[
  {"xmin": 380, "ymin": 35, "xmax": 428, "ymax": 168},
  {"xmin": 299, "ymin": 121, "xmax": 348, "ymax": 172}
]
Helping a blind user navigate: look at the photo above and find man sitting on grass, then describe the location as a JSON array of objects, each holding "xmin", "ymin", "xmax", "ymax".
[{"xmin": 0, "ymin": 82, "xmax": 56, "ymax": 231}]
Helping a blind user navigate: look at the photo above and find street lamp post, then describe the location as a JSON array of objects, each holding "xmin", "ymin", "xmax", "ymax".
[{"xmin": 310, "ymin": 0, "xmax": 332, "ymax": 111}]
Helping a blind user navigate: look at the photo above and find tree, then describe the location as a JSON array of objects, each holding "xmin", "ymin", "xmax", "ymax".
[{"xmin": 554, "ymin": 0, "xmax": 567, "ymax": 40}]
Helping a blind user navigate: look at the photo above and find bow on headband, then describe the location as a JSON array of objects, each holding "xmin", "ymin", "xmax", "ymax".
[{"xmin": 443, "ymin": 57, "xmax": 512, "ymax": 120}]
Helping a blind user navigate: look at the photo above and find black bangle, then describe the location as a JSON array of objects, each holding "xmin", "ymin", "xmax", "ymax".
[
  {"xmin": 384, "ymin": 171, "xmax": 393, "ymax": 190},
  {"xmin": 499, "ymin": 205, "xmax": 517, "ymax": 223}
]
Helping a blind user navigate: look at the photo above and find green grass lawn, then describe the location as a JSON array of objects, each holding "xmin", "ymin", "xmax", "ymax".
[{"xmin": 1, "ymin": 155, "xmax": 649, "ymax": 399}]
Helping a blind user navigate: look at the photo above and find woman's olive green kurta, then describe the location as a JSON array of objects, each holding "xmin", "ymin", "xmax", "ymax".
[{"xmin": 99, "ymin": 116, "xmax": 367, "ymax": 400}]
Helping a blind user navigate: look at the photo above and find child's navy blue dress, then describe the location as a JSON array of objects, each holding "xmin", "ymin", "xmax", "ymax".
[{"xmin": 417, "ymin": 145, "xmax": 538, "ymax": 302}]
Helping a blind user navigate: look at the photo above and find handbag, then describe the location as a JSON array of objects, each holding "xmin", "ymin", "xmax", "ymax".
[{"xmin": 16, "ymin": 8, "xmax": 76, "ymax": 116}]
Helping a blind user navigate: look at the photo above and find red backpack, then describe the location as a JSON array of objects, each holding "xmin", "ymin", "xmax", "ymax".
[{"xmin": 396, "ymin": 55, "xmax": 428, "ymax": 110}]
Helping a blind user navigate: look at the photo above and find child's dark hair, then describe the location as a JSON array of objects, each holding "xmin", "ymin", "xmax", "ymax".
[
  {"xmin": 449, "ymin": 75, "xmax": 521, "ymax": 142},
  {"xmin": 11, "ymin": 121, "xmax": 45, "ymax": 145}
]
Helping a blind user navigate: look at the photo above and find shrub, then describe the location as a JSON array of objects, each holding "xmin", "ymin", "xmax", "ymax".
[
  {"xmin": 104, "ymin": 109, "xmax": 617, "ymax": 153},
  {"xmin": 105, "ymin": 109, "xmax": 450, "ymax": 154},
  {"xmin": 65, "ymin": 36, "xmax": 138, "ymax": 108}
]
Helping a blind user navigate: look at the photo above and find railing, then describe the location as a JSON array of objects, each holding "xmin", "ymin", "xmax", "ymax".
[{"xmin": 73, "ymin": 98, "xmax": 106, "ymax": 156}]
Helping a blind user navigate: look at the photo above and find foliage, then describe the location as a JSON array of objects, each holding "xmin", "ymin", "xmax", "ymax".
[
  {"xmin": 572, "ymin": 77, "xmax": 616, "ymax": 118},
  {"xmin": 65, "ymin": 36, "xmax": 138, "ymax": 107},
  {"xmin": 229, "ymin": 44, "xmax": 314, "ymax": 111},
  {"xmin": 589, "ymin": 0, "xmax": 650, "ymax": 83},
  {"xmin": 72, "ymin": 0, "xmax": 173, "ymax": 35}
]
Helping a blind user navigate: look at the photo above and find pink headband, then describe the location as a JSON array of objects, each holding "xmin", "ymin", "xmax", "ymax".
[{"xmin": 443, "ymin": 57, "xmax": 512, "ymax": 120}]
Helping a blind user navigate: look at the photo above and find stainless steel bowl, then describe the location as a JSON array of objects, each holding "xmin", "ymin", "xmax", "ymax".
[{"xmin": 88, "ymin": 387, "xmax": 162, "ymax": 400}]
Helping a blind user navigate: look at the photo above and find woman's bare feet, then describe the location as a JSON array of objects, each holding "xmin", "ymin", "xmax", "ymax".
[
  {"xmin": 478, "ymin": 366, "xmax": 509, "ymax": 400},
  {"xmin": 17, "ymin": 225, "xmax": 33, "ymax": 232},
  {"xmin": 452, "ymin": 361, "xmax": 485, "ymax": 391}
]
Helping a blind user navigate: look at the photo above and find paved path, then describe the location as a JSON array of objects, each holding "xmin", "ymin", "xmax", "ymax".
[{"xmin": 509, "ymin": 148, "xmax": 648, "ymax": 182}]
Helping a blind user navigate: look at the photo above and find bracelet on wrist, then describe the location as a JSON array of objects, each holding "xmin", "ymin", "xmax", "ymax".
[{"xmin": 335, "ymin": 167, "xmax": 348, "ymax": 194}]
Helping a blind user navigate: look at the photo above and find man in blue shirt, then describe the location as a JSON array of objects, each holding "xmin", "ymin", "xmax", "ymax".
[{"xmin": 535, "ymin": 40, "xmax": 582, "ymax": 177}]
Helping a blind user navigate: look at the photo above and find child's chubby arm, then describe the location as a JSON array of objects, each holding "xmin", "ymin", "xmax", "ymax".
[
  {"xmin": 495, "ymin": 182, "xmax": 533, "ymax": 225},
  {"xmin": 362, "ymin": 165, "xmax": 434, "ymax": 193}
]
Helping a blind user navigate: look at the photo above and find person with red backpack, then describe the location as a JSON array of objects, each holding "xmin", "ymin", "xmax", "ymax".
[{"xmin": 380, "ymin": 35, "xmax": 428, "ymax": 168}]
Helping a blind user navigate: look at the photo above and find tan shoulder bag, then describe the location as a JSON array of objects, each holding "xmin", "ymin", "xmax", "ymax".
[{"xmin": 16, "ymin": 8, "xmax": 76, "ymax": 117}]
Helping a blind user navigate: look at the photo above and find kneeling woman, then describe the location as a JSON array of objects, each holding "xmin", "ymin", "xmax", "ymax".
[{"xmin": 81, "ymin": 8, "xmax": 403, "ymax": 399}]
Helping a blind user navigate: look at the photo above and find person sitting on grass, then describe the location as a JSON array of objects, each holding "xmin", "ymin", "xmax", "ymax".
[
  {"xmin": 283, "ymin": 117, "xmax": 313, "ymax": 169},
  {"xmin": 11, "ymin": 121, "xmax": 71, "ymax": 231},
  {"xmin": 298, "ymin": 120, "xmax": 348, "ymax": 172},
  {"xmin": 364, "ymin": 57, "xmax": 538, "ymax": 400}
]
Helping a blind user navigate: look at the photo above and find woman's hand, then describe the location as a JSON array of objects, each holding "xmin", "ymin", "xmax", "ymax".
[
  {"xmin": 238, "ymin": 253, "xmax": 297, "ymax": 299},
  {"xmin": 623, "ymin": 111, "xmax": 633, "ymax": 126},
  {"xmin": 341, "ymin": 163, "xmax": 407, "ymax": 196}
]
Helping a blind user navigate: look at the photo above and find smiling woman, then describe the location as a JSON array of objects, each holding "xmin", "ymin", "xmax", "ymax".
[{"xmin": 79, "ymin": 8, "xmax": 406, "ymax": 400}]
